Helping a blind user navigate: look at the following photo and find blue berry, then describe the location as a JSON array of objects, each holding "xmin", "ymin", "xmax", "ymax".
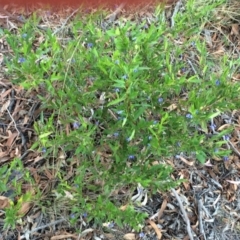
[
  {"xmin": 186, "ymin": 113, "xmax": 193, "ymax": 119},
  {"xmin": 73, "ymin": 122, "xmax": 80, "ymax": 129},
  {"xmin": 87, "ymin": 43, "xmax": 93, "ymax": 48},
  {"xmin": 223, "ymin": 156, "xmax": 229, "ymax": 161},
  {"xmin": 18, "ymin": 57, "xmax": 26, "ymax": 63},
  {"xmin": 215, "ymin": 79, "xmax": 220, "ymax": 86},
  {"xmin": 128, "ymin": 155, "xmax": 135, "ymax": 160},
  {"xmin": 139, "ymin": 232, "xmax": 145, "ymax": 238}
]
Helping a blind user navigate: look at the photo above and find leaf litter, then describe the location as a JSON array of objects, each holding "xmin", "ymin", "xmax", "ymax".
[{"xmin": 0, "ymin": 1, "xmax": 240, "ymax": 239}]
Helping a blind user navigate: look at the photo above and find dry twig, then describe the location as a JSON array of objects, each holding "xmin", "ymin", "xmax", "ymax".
[
  {"xmin": 171, "ymin": 0, "xmax": 182, "ymax": 28},
  {"xmin": 197, "ymin": 197, "xmax": 207, "ymax": 240},
  {"xmin": 20, "ymin": 219, "xmax": 67, "ymax": 240},
  {"xmin": 53, "ymin": 8, "xmax": 80, "ymax": 35},
  {"xmin": 0, "ymin": 8, "xmax": 46, "ymax": 31},
  {"xmin": 171, "ymin": 188, "xmax": 194, "ymax": 240},
  {"xmin": 104, "ymin": 3, "xmax": 125, "ymax": 22},
  {"xmin": 227, "ymin": 140, "xmax": 240, "ymax": 157}
]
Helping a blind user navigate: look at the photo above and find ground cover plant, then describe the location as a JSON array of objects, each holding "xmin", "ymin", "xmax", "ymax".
[{"xmin": 1, "ymin": 0, "xmax": 240, "ymax": 239}]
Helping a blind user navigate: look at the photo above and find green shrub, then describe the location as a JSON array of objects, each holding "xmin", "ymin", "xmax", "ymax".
[{"xmin": 2, "ymin": 0, "xmax": 240, "ymax": 231}]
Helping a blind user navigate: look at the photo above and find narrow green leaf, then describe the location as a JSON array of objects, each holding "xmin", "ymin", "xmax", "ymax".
[
  {"xmin": 39, "ymin": 132, "xmax": 53, "ymax": 139},
  {"xmin": 107, "ymin": 96, "xmax": 125, "ymax": 107}
]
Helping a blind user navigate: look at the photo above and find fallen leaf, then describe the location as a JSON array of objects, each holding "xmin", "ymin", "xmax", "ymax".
[
  {"xmin": 79, "ymin": 228, "xmax": 94, "ymax": 237},
  {"xmin": 6, "ymin": 131, "xmax": 18, "ymax": 148},
  {"xmin": 232, "ymin": 74, "xmax": 240, "ymax": 81},
  {"xmin": 33, "ymin": 155, "xmax": 45, "ymax": 164},
  {"xmin": 0, "ymin": 53, "xmax": 3, "ymax": 65},
  {"xmin": 0, "ymin": 88, "xmax": 12, "ymax": 101},
  {"xmin": 103, "ymin": 233, "xmax": 115, "ymax": 239},
  {"xmin": 0, "ymin": 99, "xmax": 10, "ymax": 112},
  {"xmin": 120, "ymin": 204, "xmax": 128, "ymax": 211},
  {"xmin": 0, "ymin": 155, "xmax": 10, "ymax": 164},
  {"xmin": 64, "ymin": 190, "xmax": 74, "ymax": 200},
  {"xmin": 231, "ymin": 24, "xmax": 239, "ymax": 36},
  {"xmin": 58, "ymin": 150, "xmax": 66, "ymax": 160},
  {"xmin": 204, "ymin": 29, "xmax": 213, "ymax": 48},
  {"xmin": 18, "ymin": 202, "xmax": 33, "ymax": 216},
  {"xmin": 0, "ymin": 196, "xmax": 11, "ymax": 209},
  {"xmin": 0, "ymin": 15, "xmax": 8, "ymax": 18},
  {"xmin": 147, "ymin": 220, "xmax": 162, "ymax": 239},
  {"xmin": 152, "ymin": 161, "xmax": 160, "ymax": 165},
  {"xmin": 167, "ymin": 103, "xmax": 177, "ymax": 111},
  {"xmin": 123, "ymin": 233, "xmax": 136, "ymax": 240},
  {"xmin": 51, "ymin": 234, "xmax": 77, "ymax": 240},
  {"xmin": 158, "ymin": 198, "xmax": 167, "ymax": 221},
  {"xmin": 226, "ymin": 180, "xmax": 240, "ymax": 185},
  {"xmin": 212, "ymin": 45, "xmax": 225, "ymax": 56},
  {"xmin": 179, "ymin": 156, "xmax": 194, "ymax": 166},
  {"xmin": 217, "ymin": 124, "xmax": 232, "ymax": 131},
  {"xmin": 204, "ymin": 160, "xmax": 213, "ymax": 167}
]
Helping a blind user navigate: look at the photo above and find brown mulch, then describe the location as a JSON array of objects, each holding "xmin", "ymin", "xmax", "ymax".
[{"xmin": 1, "ymin": 1, "xmax": 240, "ymax": 240}]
